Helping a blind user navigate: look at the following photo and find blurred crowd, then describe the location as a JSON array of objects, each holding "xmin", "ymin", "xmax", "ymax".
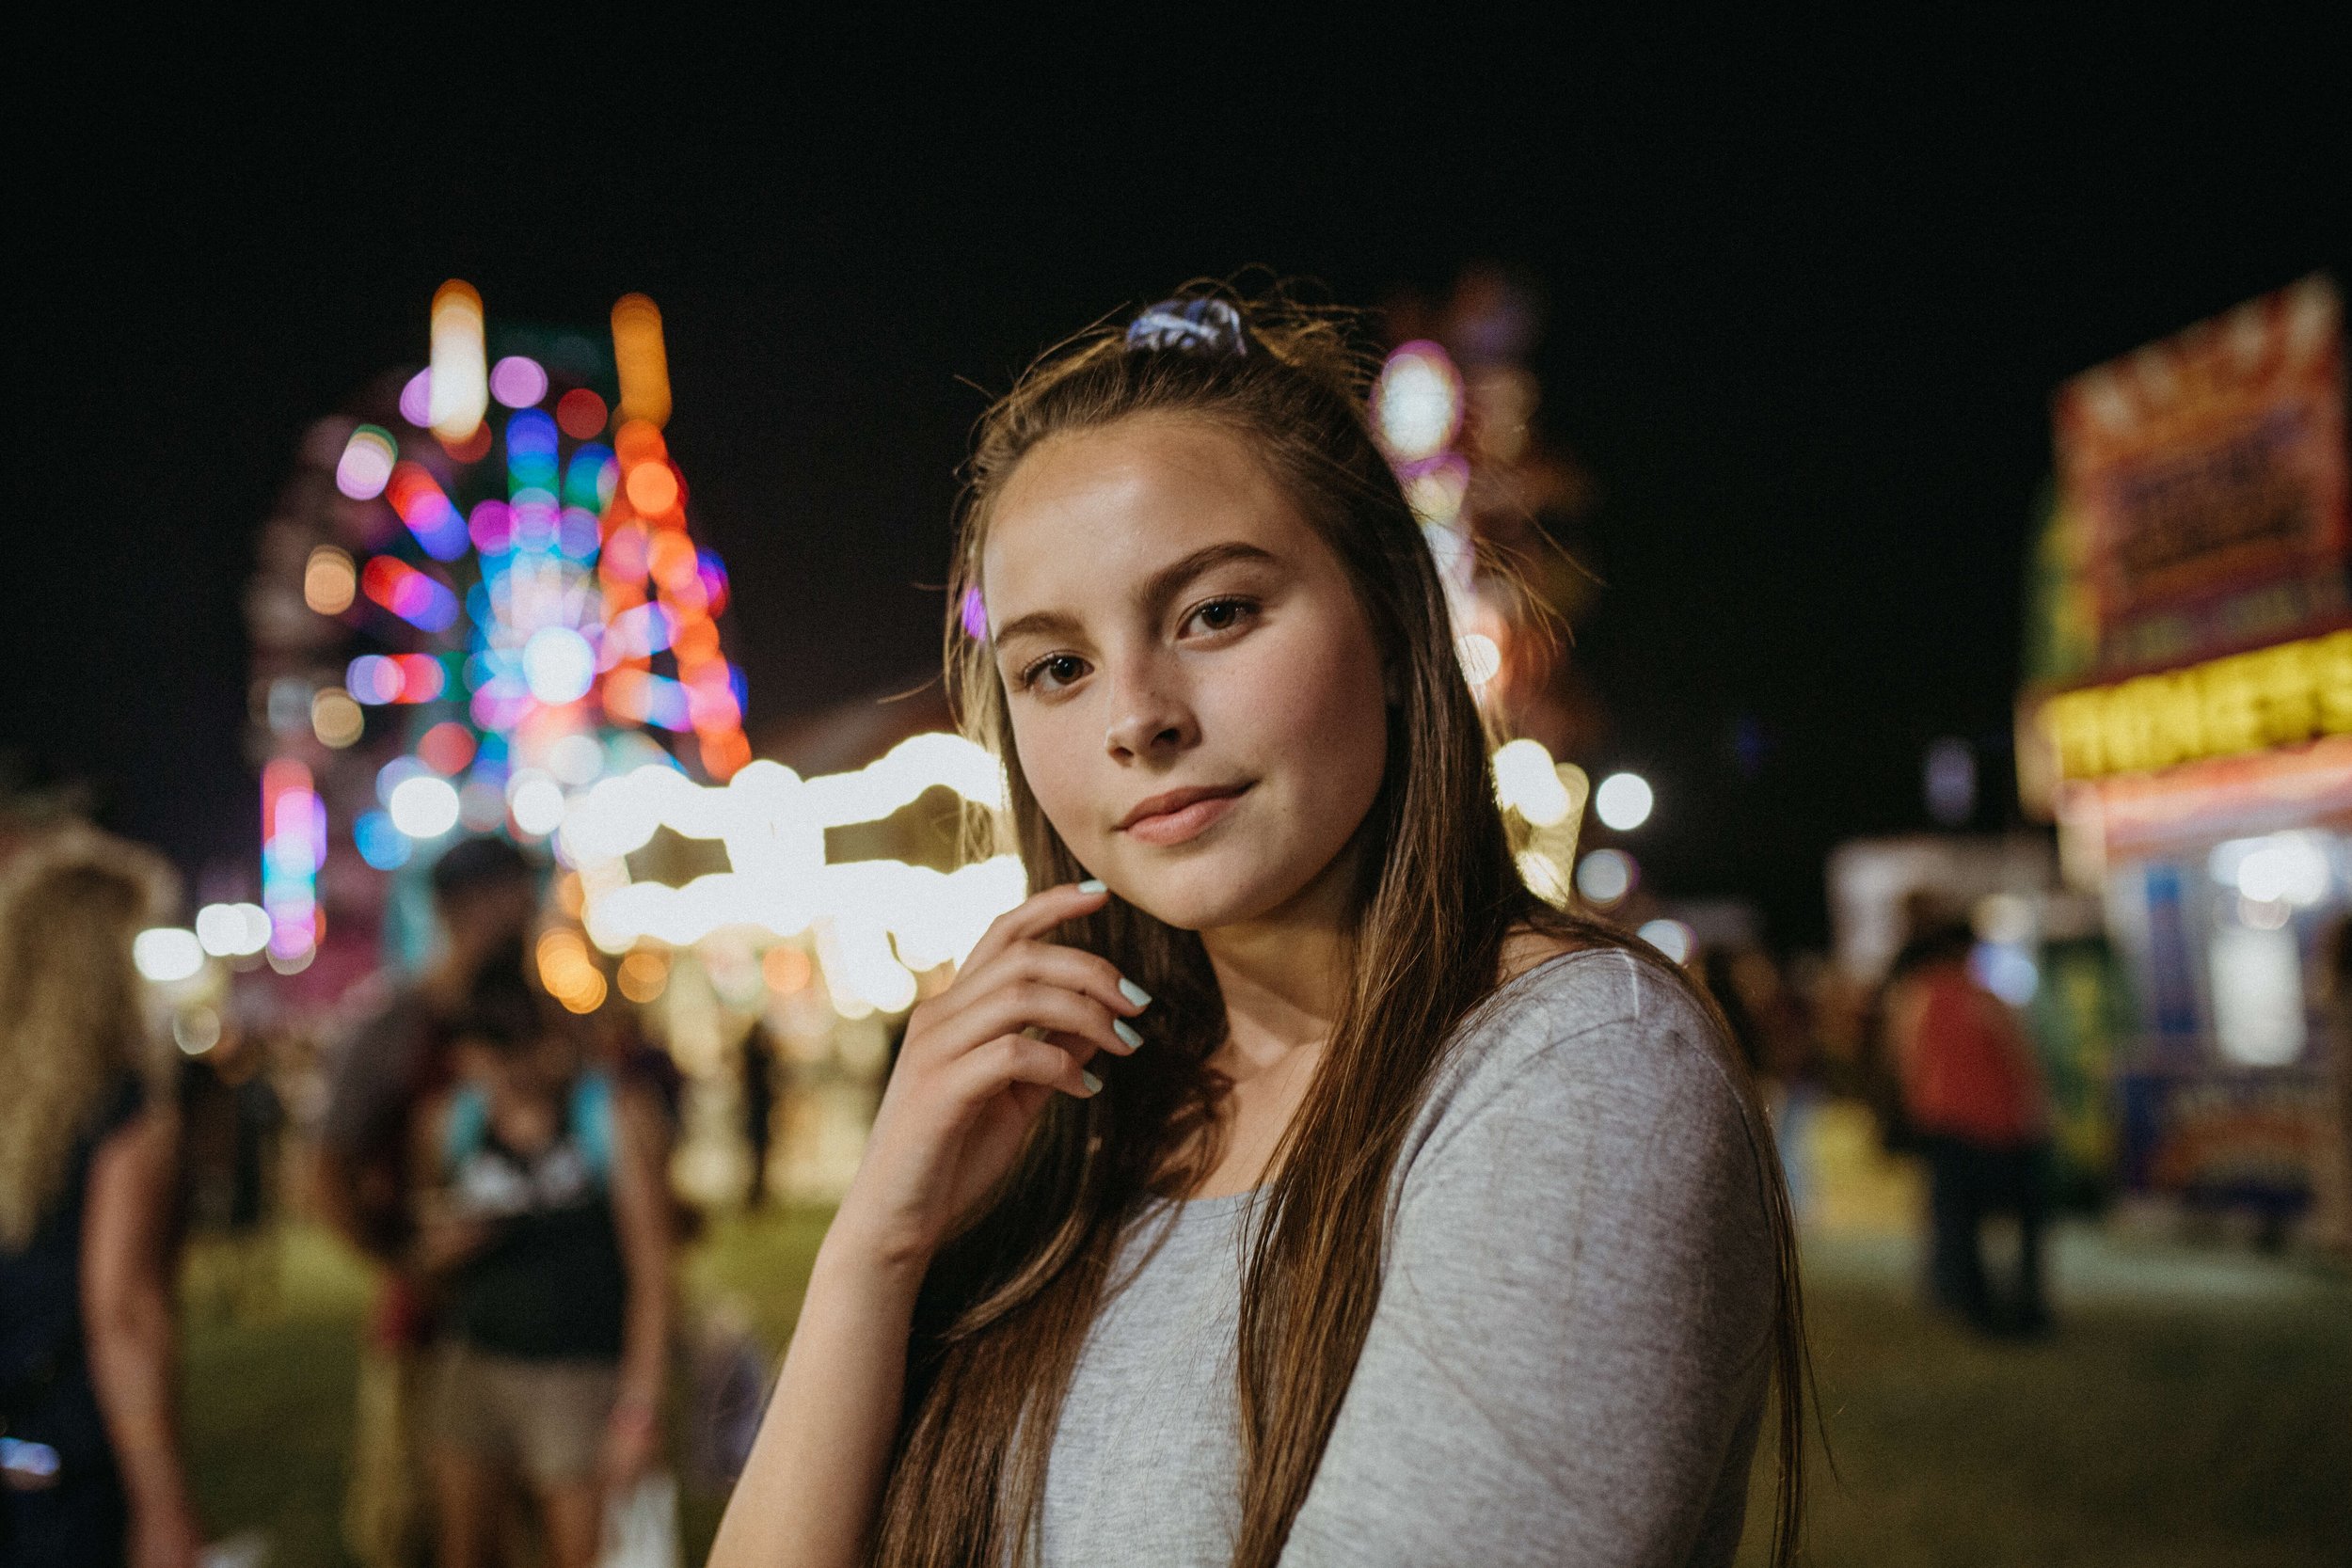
[
  {"xmin": 0, "ymin": 826, "xmax": 751, "ymax": 1568},
  {"xmin": 7, "ymin": 819, "xmax": 2348, "ymax": 1564}
]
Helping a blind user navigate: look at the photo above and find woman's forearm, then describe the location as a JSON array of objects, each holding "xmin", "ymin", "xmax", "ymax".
[
  {"xmin": 707, "ymin": 1224, "xmax": 927, "ymax": 1568},
  {"xmin": 87, "ymin": 1280, "xmax": 195, "ymax": 1521},
  {"xmin": 82, "ymin": 1109, "xmax": 198, "ymax": 1532}
]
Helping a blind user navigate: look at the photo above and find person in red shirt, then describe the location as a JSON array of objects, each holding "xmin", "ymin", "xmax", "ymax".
[{"xmin": 1885, "ymin": 914, "xmax": 2054, "ymax": 1336}]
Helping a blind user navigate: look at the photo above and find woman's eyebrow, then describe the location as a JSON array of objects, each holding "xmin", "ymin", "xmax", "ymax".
[
  {"xmin": 991, "ymin": 541, "xmax": 1281, "ymax": 649},
  {"xmin": 1131, "ymin": 540, "xmax": 1282, "ymax": 626}
]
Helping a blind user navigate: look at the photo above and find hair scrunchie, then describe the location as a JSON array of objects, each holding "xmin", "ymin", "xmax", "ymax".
[{"xmin": 1124, "ymin": 296, "xmax": 1249, "ymax": 356}]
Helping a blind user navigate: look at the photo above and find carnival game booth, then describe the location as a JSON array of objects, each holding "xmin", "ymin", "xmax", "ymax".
[{"xmin": 2018, "ymin": 276, "xmax": 2350, "ymax": 1227}]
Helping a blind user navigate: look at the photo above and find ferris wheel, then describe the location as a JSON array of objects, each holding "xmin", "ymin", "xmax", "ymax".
[{"xmin": 243, "ymin": 285, "xmax": 751, "ymax": 991}]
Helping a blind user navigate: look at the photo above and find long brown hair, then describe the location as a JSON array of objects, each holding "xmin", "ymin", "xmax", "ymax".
[{"xmin": 874, "ymin": 284, "xmax": 1807, "ymax": 1567}]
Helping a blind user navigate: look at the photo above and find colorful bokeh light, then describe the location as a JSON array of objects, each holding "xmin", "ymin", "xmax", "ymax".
[
  {"xmin": 361, "ymin": 557, "xmax": 460, "ymax": 632},
  {"xmin": 489, "ymin": 355, "xmax": 549, "ymax": 409},
  {"xmin": 556, "ymin": 388, "xmax": 608, "ymax": 440},
  {"xmin": 336, "ymin": 426, "xmax": 399, "ymax": 500}
]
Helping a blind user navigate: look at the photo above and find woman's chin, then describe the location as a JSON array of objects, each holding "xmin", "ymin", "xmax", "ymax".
[{"xmin": 1102, "ymin": 851, "xmax": 1303, "ymax": 935}]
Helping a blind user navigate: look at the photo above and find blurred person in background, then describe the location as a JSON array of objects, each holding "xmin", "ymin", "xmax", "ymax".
[
  {"xmin": 1702, "ymin": 944, "xmax": 1822, "ymax": 1222},
  {"xmin": 412, "ymin": 945, "xmax": 674, "ymax": 1568},
  {"xmin": 0, "ymin": 829, "xmax": 204, "ymax": 1567},
  {"xmin": 178, "ymin": 1017, "xmax": 287, "ymax": 1319},
  {"xmin": 312, "ymin": 835, "xmax": 539, "ymax": 1568},
  {"xmin": 1883, "ymin": 905, "xmax": 2055, "ymax": 1335},
  {"xmin": 740, "ymin": 1022, "xmax": 778, "ymax": 1211},
  {"xmin": 2312, "ymin": 914, "xmax": 2352, "ymax": 1260}
]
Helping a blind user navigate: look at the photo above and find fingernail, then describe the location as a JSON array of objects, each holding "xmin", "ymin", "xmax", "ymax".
[
  {"xmin": 1118, "ymin": 976, "xmax": 1152, "ymax": 1009},
  {"xmin": 1077, "ymin": 878, "xmax": 1107, "ymax": 894},
  {"xmin": 1113, "ymin": 1019, "xmax": 1144, "ymax": 1051},
  {"xmin": 1082, "ymin": 1069, "xmax": 1104, "ymax": 1094}
]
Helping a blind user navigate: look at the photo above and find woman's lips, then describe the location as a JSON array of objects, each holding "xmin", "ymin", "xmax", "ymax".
[{"xmin": 1121, "ymin": 785, "xmax": 1249, "ymax": 846}]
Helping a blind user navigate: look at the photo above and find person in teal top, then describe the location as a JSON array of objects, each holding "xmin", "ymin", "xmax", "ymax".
[{"xmin": 412, "ymin": 947, "xmax": 674, "ymax": 1568}]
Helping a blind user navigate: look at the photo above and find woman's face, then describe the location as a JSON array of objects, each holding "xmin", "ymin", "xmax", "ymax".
[{"xmin": 981, "ymin": 414, "xmax": 1391, "ymax": 932}]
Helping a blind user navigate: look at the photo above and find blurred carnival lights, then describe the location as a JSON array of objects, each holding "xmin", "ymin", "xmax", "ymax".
[
  {"xmin": 490, "ymin": 355, "xmax": 549, "ymax": 409},
  {"xmin": 261, "ymin": 759, "xmax": 324, "ymax": 961},
  {"xmin": 305, "ymin": 546, "xmax": 357, "ymax": 615},
  {"xmin": 310, "ymin": 688, "xmax": 364, "ymax": 749},
  {"xmin": 195, "ymin": 902, "xmax": 272, "ymax": 958},
  {"xmin": 1577, "ymin": 847, "xmax": 1636, "ymax": 906},
  {"xmin": 428, "ymin": 280, "xmax": 488, "ymax": 443},
  {"xmin": 251, "ymin": 283, "xmax": 758, "ymax": 990},
  {"xmin": 1373, "ymin": 341, "xmax": 1466, "ymax": 464},
  {"xmin": 388, "ymin": 774, "xmax": 462, "ymax": 839},
  {"xmin": 1637, "ymin": 918, "xmax": 1694, "ymax": 965},
  {"xmin": 335, "ymin": 427, "xmax": 399, "ymax": 500},
  {"xmin": 1595, "ymin": 771, "xmax": 1655, "ymax": 831},
  {"xmin": 1488, "ymin": 737, "xmax": 1589, "ymax": 911},
  {"xmin": 612, "ymin": 293, "xmax": 672, "ymax": 429},
  {"xmin": 554, "ymin": 734, "xmax": 1025, "ymax": 1016},
  {"xmin": 133, "ymin": 928, "xmax": 205, "ymax": 984}
]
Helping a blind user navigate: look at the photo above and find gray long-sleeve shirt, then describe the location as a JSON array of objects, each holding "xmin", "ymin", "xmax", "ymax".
[{"xmin": 1036, "ymin": 947, "xmax": 1778, "ymax": 1567}]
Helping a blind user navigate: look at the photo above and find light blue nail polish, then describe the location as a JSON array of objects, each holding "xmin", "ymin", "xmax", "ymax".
[
  {"xmin": 1113, "ymin": 1019, "xmax": 1144, "ymax": 1051},
  {"xmin": 1118, "ymin": 976, "xmax": 1152, "ymax": 1009},
  {"xmin": 1077, "ymin": 878, "xmax": 1106, "ymax": 894},
  {"xmin": 1082, "ymin": 1069, "xmax": 1104, "ymax": 1094}
]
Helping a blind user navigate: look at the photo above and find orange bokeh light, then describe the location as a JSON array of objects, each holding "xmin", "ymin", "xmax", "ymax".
[
  {"xmin": 612, "ymin": 420, "xmax": 666, "ymax": 469},
  {"xmin": 700, "ymin": 729, "xmax": 751, "ymax": 780},
  {"xmin": 625, "ymin": 462, "xmax": 680, "ymax": 516},
  {"xmin": 671, "ymin": 618, "xmax": 721, "ymax": 665}
]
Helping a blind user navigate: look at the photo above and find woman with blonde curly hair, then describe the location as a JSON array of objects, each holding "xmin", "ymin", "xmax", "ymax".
[{"xmin": 0, "ymin": 828, "xmax": 204, "ymax": 1568}]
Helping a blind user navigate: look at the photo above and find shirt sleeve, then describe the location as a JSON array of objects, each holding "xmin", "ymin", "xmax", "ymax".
[
  {"xmin": 318, "ymin": 995, "xmax": 423, "ymax": 1156},
  {"xmin": 1279, "ymin": 957, "xmax": 1780, "ymax": 1568}
]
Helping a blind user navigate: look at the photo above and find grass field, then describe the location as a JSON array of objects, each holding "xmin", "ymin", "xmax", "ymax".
[{"xmin": 181, "ymin": 1214, "xmax": 2351, "ymax": 1566}]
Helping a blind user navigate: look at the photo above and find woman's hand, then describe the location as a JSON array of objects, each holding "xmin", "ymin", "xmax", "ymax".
[{"xmin": 829, "ymin": 880, "xmax": 1149, "ymax": 1269}]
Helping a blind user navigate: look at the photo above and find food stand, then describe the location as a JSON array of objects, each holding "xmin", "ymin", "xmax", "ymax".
[{"xmin": 2017, "ymin": 276, "xmax": 2349, "ymax": 1221}]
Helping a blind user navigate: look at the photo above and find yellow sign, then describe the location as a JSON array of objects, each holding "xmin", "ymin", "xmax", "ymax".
[{"xmin": 2034, "ymin": 629, "xmax": 2352, "ymax": 784}]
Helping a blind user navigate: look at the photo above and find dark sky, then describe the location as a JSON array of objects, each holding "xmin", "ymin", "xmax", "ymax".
[{"xmin": 10, "ymin": 24, "xmax": 2345, "ymax": 946}]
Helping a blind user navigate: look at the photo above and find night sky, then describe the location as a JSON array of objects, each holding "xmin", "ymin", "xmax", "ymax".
[{"xmin": 11, "ymin": 25, "xmax": 2345, "ymax": 947}]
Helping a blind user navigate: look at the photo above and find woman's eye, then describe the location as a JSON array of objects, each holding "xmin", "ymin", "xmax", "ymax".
[
  {"xmin": 1186, "ymin": 597, "xmax": 1256, "ymax": 635},
  {"xmin": 1024, "ymin": 654, "xmax": 1087, "ymax": 692}
]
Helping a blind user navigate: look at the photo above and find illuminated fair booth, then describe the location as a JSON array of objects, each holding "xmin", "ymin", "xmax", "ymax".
[{"xmin": 2017, "ymin": 276, "xmax": 2349, "ymax": 1221}]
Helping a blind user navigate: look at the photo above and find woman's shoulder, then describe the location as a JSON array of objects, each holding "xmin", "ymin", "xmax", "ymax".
[{"xmin": 1403, "ymin": 942, "xmax": 1756, "ymax": 1181}]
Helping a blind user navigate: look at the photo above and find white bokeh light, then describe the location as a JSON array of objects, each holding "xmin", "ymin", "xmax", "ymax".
[
  {"xmin": 510, "ymin": 773, "xmax": 569, "ymax": 837},
  {"xmin": 389, "ymin": 774, "xmax": 463, "ymax": 839},
  {"xmin": 1595, "ymin": 771, "xmax": 1655, "ymax": 831},
  {"xmin": 1373, "ymin": 342, "xmax": 1464, "ymax": 462},
  {"xmin": 1637, "ymin": 918, "xmax": 1694, "ymax": 965},
  {"xmin": 1576, "ymin": 848, "xmax": 1636, "ymax": 906},
  {"xmin": 1492, "ymin": 739, "xmax": 1572, "ymax": 825},
  {"xmin": 548, "ymin": 733, "xmax": 606, "ymax": 786},
  {"xmin": 195, "ymin": 902, "xmax": 271, "ymax": 958},
  {"xmin": 134, "ymin": 927, "xmax": 205, "ymax": 983},
  {"xmin": 523, "ymin": 626, "xmax": 597, "ymax": 705},
  {"xmin": 1455, "ymin": 632, "xmax": 1502, "ymax": 688}
]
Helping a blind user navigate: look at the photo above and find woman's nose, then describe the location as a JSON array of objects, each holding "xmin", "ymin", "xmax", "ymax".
[{"xmin": 1103, "ymin": 663, "xmax": 1197, "ymax": 760}]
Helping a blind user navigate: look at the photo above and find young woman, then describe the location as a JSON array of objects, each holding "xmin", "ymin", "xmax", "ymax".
[
  {"xmin": 413, "ymin": 951, "xmax": 674, "ymax": 1568},
  {"xmin": 0, "ymin": 829, "xmax": 204, "ymax": 1568},
  {"xmin": 711, "ymin": 290, "xmax": 1805, "ymax": 1567}
]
